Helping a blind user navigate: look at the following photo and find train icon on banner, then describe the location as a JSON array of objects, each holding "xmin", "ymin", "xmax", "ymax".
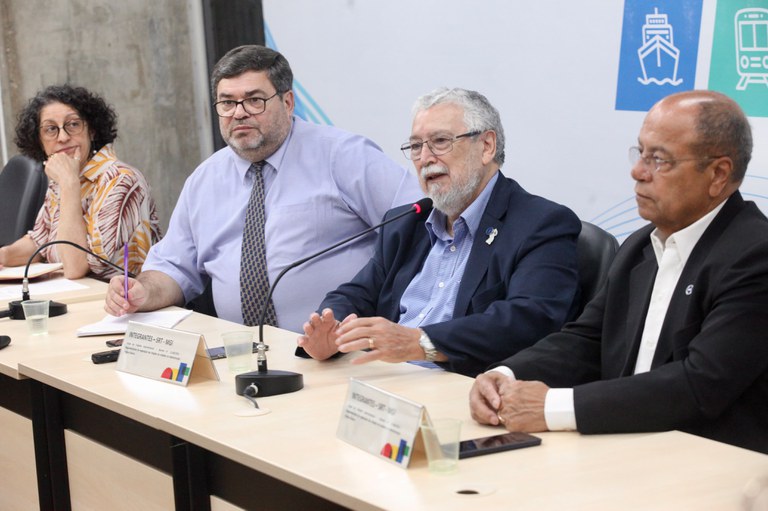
[
  {"xmin": 735, "ymin": 8, "xmax": 768, "ymax": 90},
  {"xmin": 637, "ymin": 8, "xmax": 683, "ymax": 86}
]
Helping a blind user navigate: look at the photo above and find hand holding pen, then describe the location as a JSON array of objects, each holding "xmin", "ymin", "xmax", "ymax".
[{"xmin": 104, "ymin": 244, "xmax": 144, "ymax": 317}]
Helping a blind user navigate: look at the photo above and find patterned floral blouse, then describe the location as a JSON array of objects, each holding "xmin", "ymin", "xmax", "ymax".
[{"xmin": 29, "ymin": 144, "xmax": 161, "ymax": 279}]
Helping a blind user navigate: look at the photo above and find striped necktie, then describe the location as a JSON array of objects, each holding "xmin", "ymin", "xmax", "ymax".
[{"xmin": 240, "ymin": 161, "xmax": 277, "ymax": 326}]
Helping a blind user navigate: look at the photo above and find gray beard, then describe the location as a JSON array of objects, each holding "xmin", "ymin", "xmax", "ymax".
[{"xmin": 422, "ymin": 164, "xmax": 484, "ymax": 218}]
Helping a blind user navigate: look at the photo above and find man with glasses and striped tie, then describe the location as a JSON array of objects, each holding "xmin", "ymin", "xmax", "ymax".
[{"xmin": 104, "ymin": 45, "xmax": 421, "ymax": 332}]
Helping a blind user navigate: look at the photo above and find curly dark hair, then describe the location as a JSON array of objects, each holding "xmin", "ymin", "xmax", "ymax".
[{"xmin": 14, "ymin": 84, "xmax": 118, "ymax": 162}]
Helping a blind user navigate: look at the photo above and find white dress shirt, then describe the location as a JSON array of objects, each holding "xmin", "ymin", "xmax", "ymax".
[{"xmin": 492, "ymin": 201, "xmax": 726, "ymax": 430}]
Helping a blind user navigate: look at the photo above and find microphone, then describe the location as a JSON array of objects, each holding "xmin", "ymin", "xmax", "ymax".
[
  {"xmin": 1, "ymin": 240, "xmax": 136, "ymax": 320},
  {"xmin": 235, "ymin": 197, "xmax": 433, "ymax": 397}
]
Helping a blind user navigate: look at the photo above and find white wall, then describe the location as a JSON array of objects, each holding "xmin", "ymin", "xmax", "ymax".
[{"xmin": 263, "ymin": 0, "xmax": 768, "ymax": 241}]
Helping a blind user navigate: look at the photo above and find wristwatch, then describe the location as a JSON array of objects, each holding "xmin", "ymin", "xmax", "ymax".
[{"xmin": 418, "ymin": 329, "xmax": 439, "ymax": 362}]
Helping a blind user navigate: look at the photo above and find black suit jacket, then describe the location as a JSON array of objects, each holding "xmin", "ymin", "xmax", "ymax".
[
  {"xmin": 312, "ymin": 173, "xmax": 581, "ymax": 376},
  {"xmin": 500, "ymin": 192, "xmax": 768, "ymax": 453}
]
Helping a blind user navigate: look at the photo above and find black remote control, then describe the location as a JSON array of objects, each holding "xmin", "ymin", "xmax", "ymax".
[{"xmin": 91, "ymin": 349, "xmax": 120, "ymax": 364}]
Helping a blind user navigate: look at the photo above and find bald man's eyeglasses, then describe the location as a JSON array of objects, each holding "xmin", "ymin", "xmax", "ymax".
[{"xmin": 629, "ymin": 146, "xmax": 726, "ymax": 173}]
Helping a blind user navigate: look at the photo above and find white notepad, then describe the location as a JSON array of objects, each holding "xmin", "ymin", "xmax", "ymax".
[
  {"xmin": 0, "ymin": 262, "xmax": 63, "ymax": 281},
  {"xmin": 0, "ymin": 278, "xmax": 88, "ymax": 300},
  {"xmin": 76, "ymin": 310, "xmax": 193, "ymax": 337}
]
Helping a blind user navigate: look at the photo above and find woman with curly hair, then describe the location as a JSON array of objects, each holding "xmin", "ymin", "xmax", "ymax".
[{"xmin": 0, "ymin": 84, "xmax": 161, "ymax": 279}]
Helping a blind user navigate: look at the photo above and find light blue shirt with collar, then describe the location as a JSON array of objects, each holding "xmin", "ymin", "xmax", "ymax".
[
  {"xmin": 399, "ymin": 172, "xmax": 499, "ymax": 327},
  {"xmin": 143, "ymin": 116, "xmax": 422, "ymax": 331}
]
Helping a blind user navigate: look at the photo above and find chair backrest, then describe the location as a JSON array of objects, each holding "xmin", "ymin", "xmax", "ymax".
[
  {"xmin": 577, "ymin": 221, "xmax": 619, "ymax": 313},
  {"xmin": 0, "ymin": 155, "xmax": 47, "ymax": 247},
  {"xmin": 185, "ymin": 278, "xmax": 218, "ymax": 318}
]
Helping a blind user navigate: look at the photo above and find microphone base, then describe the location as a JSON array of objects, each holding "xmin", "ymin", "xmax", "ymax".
[
  {"xmin": 235, "ymin": 369, "xmax": 304, "ymax": 397},
  {"xmin": 8, "ymin": 300, "xmax": 68, "ymax": 320}
]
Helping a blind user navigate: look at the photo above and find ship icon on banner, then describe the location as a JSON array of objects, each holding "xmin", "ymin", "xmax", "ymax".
[
  {"xmin": 637, "ymin": 8, "xmax": 683, "ymax": 86},
  {"xmin": 615, "ymin": 0, "xmax": 702, "ymax": 112}
]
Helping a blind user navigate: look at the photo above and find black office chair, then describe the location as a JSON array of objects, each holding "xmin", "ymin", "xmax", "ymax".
[
  {"xmin": 0, "ymin": 155, "xmax": 47, "ymax": 247},
  {"xmin": 576, "ymin": 221, "xmax": 619, "ymax": 313}
]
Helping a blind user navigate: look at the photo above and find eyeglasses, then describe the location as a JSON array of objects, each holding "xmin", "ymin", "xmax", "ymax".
[
  {"xmin": 213, "ymin": 92, "xmax": 280, "ymax": 117},
  {"xmin": 39, "ymin": 119, "xmax": 85, "ymax": 140},
  {"xmin": 629, "ymin": 146, "xmax": 727, "ymax": 173},
  {"xmin": 400, "ymin": 131, "xmax": 481, "ymax": 161}
]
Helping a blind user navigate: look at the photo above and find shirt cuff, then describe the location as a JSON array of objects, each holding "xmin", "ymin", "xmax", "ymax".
[
  {"xmin": 488, "ymin": 366, "xmax": 515, "ymax": 378},
  {"xmin": 544, "ymin": 388, "xmax": 577, "ymax": 431}
]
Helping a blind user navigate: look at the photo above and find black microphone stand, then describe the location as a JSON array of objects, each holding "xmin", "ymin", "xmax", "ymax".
[
  {"xmin": 2, "ymin": 240, "xmax": 135, "ymax": 320},
  {"xmin": 235, "ymin": 198, "xmax": 432, "ymax": 398}
]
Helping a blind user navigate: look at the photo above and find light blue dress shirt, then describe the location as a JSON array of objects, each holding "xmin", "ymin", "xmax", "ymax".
[
  {"xmin": 399, "ymin": 173, "xmax": 498, "ymax": 327},
  {"xmin": 143, "ymin": 117, "xmax": 422, "ymax": 332}
]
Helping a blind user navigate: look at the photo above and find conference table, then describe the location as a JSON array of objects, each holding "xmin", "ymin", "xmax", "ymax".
[
  {"xmin": 1, "ymin": 297, "xmax": 768, "ymax": 510},
  {"xmin": 0, "ymin": 274, "xmax": 108, "ymax": 510}
]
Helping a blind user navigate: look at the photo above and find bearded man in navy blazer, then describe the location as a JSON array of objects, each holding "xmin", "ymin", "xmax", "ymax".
[
  {"xmin": 297, "ymin": 87, "xmax": 581, "ymax": 377},
  {"xmin": 470, "ymin": 90, "xmax": 768, "ymax": 453}
]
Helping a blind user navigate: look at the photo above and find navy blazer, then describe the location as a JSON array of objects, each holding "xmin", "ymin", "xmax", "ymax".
[
  {"xmin": 501, "ymin": 192, "xmax": 768, "ymax": 453},
  {"xmin": 312, "ymin": 173, "xmax": 581, "ymax": 376}
]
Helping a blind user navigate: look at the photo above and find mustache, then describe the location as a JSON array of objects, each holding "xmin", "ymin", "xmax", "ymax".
[
  {"xmin": 420, "ymin": 164, "xmax": 448, "ymax": 180},
  {"xmin": 230, "ymin": 120, "xmax": 255, "ymax": 128}
]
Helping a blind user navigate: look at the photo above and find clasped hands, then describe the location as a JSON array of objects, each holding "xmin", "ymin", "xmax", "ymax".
[
  {"xmin": 469, "ymin": 371, "xmax": 550, "ymax": 432},
  {"xmin": 298, "ymin": 308, "xmax": 423, "ymax": 363}
]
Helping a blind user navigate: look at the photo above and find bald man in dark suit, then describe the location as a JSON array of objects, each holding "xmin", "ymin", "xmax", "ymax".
[{"xmin": 470, "ymin": 90, "xmax": 768, "ymax": 454}]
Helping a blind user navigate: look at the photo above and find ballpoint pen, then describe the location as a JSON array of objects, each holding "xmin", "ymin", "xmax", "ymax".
[{"xmin": 124, "ymin": 244, "xmax": 129, "ymax": 300}]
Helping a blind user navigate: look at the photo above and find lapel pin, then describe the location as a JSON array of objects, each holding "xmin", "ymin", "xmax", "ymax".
[
  {"xmin": 485, "ymin": 227, "xmax": 498, "ymax": 245},
  {"xmin": 685, "ymin": 284, "xmax": 694, "ymax": 295}
]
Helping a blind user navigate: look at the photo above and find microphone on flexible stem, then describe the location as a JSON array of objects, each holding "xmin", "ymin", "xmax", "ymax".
[
  {"xmin": 235, "ymin": 197, "xmax": 433, "ymax": 397},
  {"xmin": 2, "ymin": 240, "xmax": 136, "ymax": 320}
]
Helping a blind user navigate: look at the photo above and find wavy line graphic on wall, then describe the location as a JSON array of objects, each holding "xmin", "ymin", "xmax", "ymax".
[
  {"xmin": 265, "ymin": 24, "xmax": 333, "ymax": 126},
  {"xmin": 591, "ymin": 173, "xmax": 768, "ymax": 243}
]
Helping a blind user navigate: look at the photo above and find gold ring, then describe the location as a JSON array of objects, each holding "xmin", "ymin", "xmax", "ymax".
[{"xmin": 368, "ymin": 338, "xmax": 375, "ymax": 349}]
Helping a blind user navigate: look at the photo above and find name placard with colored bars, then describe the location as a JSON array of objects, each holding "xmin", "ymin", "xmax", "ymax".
[
  {"xmin": 337, "ymin": 378, "xmax": 432, "ymax": 469},
  {"xmin": 116, "ymin": 321, "xmax": 219, "ymax": 386}
]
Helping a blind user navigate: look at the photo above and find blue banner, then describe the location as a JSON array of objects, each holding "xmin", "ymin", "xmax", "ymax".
[{"xmin": 616, "ymin": 0, "xmax": 703, "ymax": 111}]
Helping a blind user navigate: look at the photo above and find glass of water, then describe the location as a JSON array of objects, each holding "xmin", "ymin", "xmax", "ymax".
[{"xmin": 21, "ymin": 300, "xmax": 50, "ymax": 335}]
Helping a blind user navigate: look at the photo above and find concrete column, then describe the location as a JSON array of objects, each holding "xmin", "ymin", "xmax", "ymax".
[{"xmin": 0, "ymin": 0, "xmax": 213, "ymax": 232}]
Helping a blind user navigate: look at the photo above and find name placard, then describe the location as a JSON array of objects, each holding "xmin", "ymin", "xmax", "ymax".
[
  {"xmin": 337, "ymin": 378, "xmax": 431, "ymax": 468},
  {"xmin": 116, "ymin": 321, "xmax": 219, "ymax": 386}
]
